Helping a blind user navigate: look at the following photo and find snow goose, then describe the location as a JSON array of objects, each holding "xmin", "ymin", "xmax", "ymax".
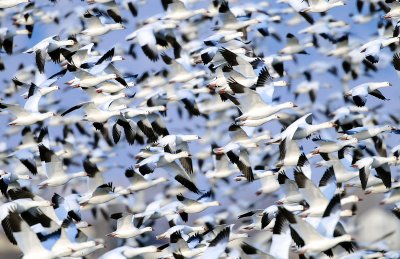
[
  {"xmin": 0, "ymin": 102, "xmax": 56, "ymax": 126},
  {"xmin": 24, "ymin": 35, "xmax": 75, "ymax": 73},
  {"xmin": 279, "ymin": 33, "xmax": 313, "ymax": 55},
  {"xmin": 344, "ymin": 81, "xmax": 391, "ymax": 107},
  {"xmin": 66, "ymin": 69, "xmax": 117, "ymax": 88},
  {"xmin": 122, "ymin": 246, "xmax": 161, "ymax": 258},
  {"xmin": 276, "ymin": 138, "xmax": 310, "ymax": 168},
  {"xmin": 4, "ymin": 209, "xmax": 67, "ymax": 259},
  {"xmin": 162, "ymin": 0, "xmax": 208, "ymax": 21},
  {"xmin": 382, "ymin": 0, "xmax": 400, "ymax": 19},
  {"xmin": 277, "ymin": 207, "xmax": 353, "ymax": 256},
  {"xmin": 225, "ymin": 145, "xmax": 254, "ymax": 182},
  {"xmin": 154, "ymin": 134, "xmax": 200, "ymax": 174},
  {"xmin": 19, "ymin": 69, "xmax": 66, "ymax": 99},
  {"xmin": 161, "ymin": 53, "xmax": 206, "ymax": 84},
  {"xmin": 311, "ymin": 136, "xmax": 358, "ymax": 156},
  {"xmin": 125, "ymin": 20, "xmax": 178, "ymax": 61},
  {"xmin": 156, "ymin": 224, "xmax": 206, "ymax": 240},
  {"xmin": 0, "ymin": 0, "xmax": 30, "ymax": 8},
  {"xmin": 381, "ymin": 187, "xmax": 400, "ymax": 205},
  {"xmin": 275, "ymin": 171, "xmax": 303, "ymax": 204},
  {"xmin": 316, "ymin": 156, "xmax": 359, "ymax": 184},
  {"xmin": 81, "ymin": 11, "xmax": 125, "ymax": 36},
  {"xmin": 79, "ymin": 182, "xmax": 130, "ymax": 207},
  {"xmin": 37, "ymin": 144, "xmax": 87, "ymax": 188},
  {"xmin": 176, "ymin": 191, "xmax": 220, "ymax": 222},
  {"xmin": 60, "ymin": 101, "xmax": 122, "ymax": 123},
  {"xmin": 240, "ymin": 242, "xmax": 274, "ymax": 258},
  {"xmin": 216, "ymin": 0, "xmax": 260, "ymax": 31},
  {"xmin": 0, "ymin": 200, "xmax": 52, "ymax": 244},
  {"xmin": 301, "ymin": 0, "xmax": 346, "ymax": 13},
  {"xmin": 339, "ymin": 124, "xmax": 395, "ymax": 141},
  {"xmin": 205, "ymin": 152, "xmax": 237, "ymax": 180},
  {"xmin": 106, "ymin": 212, "xmax": 152, "ymax": 238},
  {"xmin": 124, "ymin": 167, "xmax": 167, "ymax": 192},
  {"xmin": 134, "ymin": 151, "xmax": 201, "ymax": 193},
  {"xmin": 224, "ymin": 87, "xmax": 297, "ymax": 121},
  {"xmin": 0, "ymin": 27, "xmax": 30, "ymax": 54},
  {"xmin": 294, "ymin": 168, "xmax": 331, "ymax": 217},
  {"xmin": 51, "ymin": 193, "xmax": 88, "ymax": 227},
  {"xmin": 353, "ymin": 156, "xmax": 395, "ymax": 189}
]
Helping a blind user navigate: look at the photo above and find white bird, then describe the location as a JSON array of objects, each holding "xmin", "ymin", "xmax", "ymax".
[
  {"xmin": 344, "ymin": 82, "xmax": 391, "ymax": 107},
  {"xmin": 106, "ymin": 212, "xmax": 152, "ymax": 238}
]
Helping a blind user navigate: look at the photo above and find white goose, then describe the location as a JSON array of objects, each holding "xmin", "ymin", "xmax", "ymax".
[
  {"xmin": 6, "ymin": 209, "xmax": 67, "ymax": 259},
  {"xmin": 279, "ymin": 33, "xmax": 313, "ymax": 55},
  {"xmin": 106, "ymin": 212, "xmax": 152, "ymax": 238},
  {"xmin": 60, "ymin": 101, "xmax": 122, "ymax": 123},
  {"xmin": 66, "ymin": 69, "xmax": 117, "ymax": 88},
  {"xmin": 176, "ymin": 192, "xmax": 220, "ymax": 221},
  {"xmin": 162, "ymin": 0, "xmax": 208, "ymax": 20},
  {"xmin": 124, "ymin": 167, "xmax": 167, "ymax": 192},
  {"xmin": 156, "ymin": 224, "xmax": 206, "ymax": 240},
  {"xmin": 37, "ymin": 144, "xmax": 87, "ymax": 188},
  {"xmin": 339, "ymin": 125, "xmax": 395, "ymax": 141},
  {"xmin": 277, "ymin": 207, "xmax": 352, "ymax": 256},
  {"xmin": 0, "ymin": 102, "xmax": 56, "ymax": 126},
  {"xmin": 302, "ymin": 0, "xmax": 346, "ymax": 13},
  {"xmin": 81, "ymin": 11, "xmax": 125, "ymax": 36},
  {"xmin": 24, "ymin": 35, "xmax": 75, "ymax": 73},
  {"xmin": 79, "ymin": 182, "xmax": 130, "ymax": 207},
  {"xmin": 0, "ymin": 0, "xmax": 30, "ymax": 8},
  {"xmin": 135, "ymin": 151, "xmax": 200, "ymax": 193},
  {"xmin": 344, "ymin": 81, "xmax": 391, "ymax": 107}
]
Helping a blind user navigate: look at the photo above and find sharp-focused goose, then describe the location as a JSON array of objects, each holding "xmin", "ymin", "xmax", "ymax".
[
  {"xmin": 344, "ymin": 82, "xmax": 391, "ymax": 107},
  {"xmin": 339, "ymin": 124, "xmax": 395, "ymax": 141},
  {"xmin": 106, "ymin": 212, "xmax": 152, "ymax": 238}
]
